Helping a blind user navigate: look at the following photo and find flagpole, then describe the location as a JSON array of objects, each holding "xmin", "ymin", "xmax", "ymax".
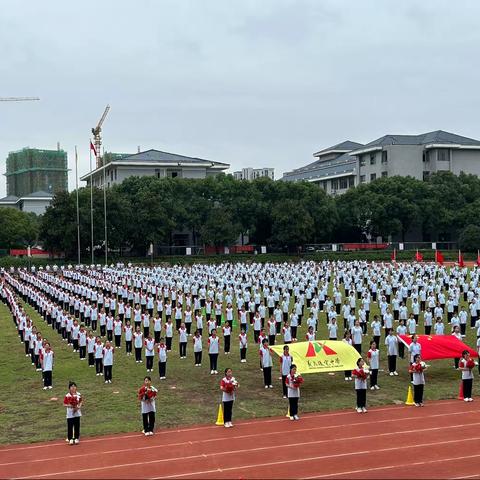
[
  {"xmin": 89, "ymin": 143, "xmax": 94, "ymax": 265},
  {"xmin": 103, "ymin": 150, "xmax": 108, "ymax": 266},
  {"xmin": 75, "ymin": 146, "xmax": 81, "ymax": 265}
]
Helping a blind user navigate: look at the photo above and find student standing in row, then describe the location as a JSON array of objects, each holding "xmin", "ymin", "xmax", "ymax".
[
  {"xmin": 208, "ymin": 329, "xmax": 220, "ymax": 374},
  {"xmin": 260, "ymin": 338, "xmax": 273, "ymax": 389},
  {"xmin": 409, "ymin": 354, "xmax": 427, "ymax": 406},
  {"xmin": 352, "ymin": 358, "xmax": 369, "ymax": 413},
  {"xmin": 280, "ymin": 345, "xmax": 293, "ymax": 399},
  {"xmin": 145, "ymin": 334, "xmax": 155, "ymax": 372},
  {"xmin": 103, "ymin": 341, "xmax": 114, "ymax": 383},
  {"xmin": 239, "ymin": 329, "xmax": 248, "ymax": 363},
  {"xmin": 385, "ymin": 329, "xmax": 399, "ymax": 376},
  {"xmin": 134, "ymin": 327, "xmax": 143, "ymax": 363},
  {"xmin": 157, "ymin": 338, "xmax": 167, "ymax": 379},
  {"xmin": 94, "ymin": 337, "xmax": 104, "ymax": 376},
  {"xmin": 193, "ymin": 329, "xmax": 203, "ymax": 366},
  {"xmin": 367, "ymin": 341, "xmax": 380, "ymax": 390},
  {"xmin": 458, "ymin": 350, "xmax": 475, "ymax": 402},
  {"xmin": 41, "ymin": 342, "xmax": 54, "ymax": 390}
]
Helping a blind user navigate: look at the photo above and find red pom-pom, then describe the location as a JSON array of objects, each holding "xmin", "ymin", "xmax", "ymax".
[{"xmin": 466, "ymin": 359, "xmax": 475, "ymax": 369}]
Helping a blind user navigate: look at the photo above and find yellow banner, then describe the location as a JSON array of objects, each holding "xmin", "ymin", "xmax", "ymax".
[{"xmin": 270, "ymin": 340, "xmax": 362, "ymax": 374}]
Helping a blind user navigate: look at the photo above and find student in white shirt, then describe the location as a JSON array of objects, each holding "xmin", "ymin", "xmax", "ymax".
[
  {"xmin": 385, "ymin": 329, "xmax": 399, "ymax": 375},
  {"xmin": 239, "ymin": 329, "xmax": 248, "ymax": 363},
  {"xmin": 138, "ymin": 376, "xmax": 157, "ymax": 435},
  {"xmin": 178, "ymin": 323, "xmax": 188, "ymax": 359},
  {"xmin": 124, "ymin": 320, "xmax": 133, "ymax": 355},
  {"xmin": 208, "ymin": 330, "xmax": 220, "ymax": 374},
  {"xmin": 352, "ymin": 358, "xmax": 369, "ymax": 413},
  {"xmin": 41, "ymin": 343, "xmax": 54, "ymax": 389},
  {"xmin": 220, "ymin": 368, "xmax": 238, "ymax": 428},
  {"xmin": 133, "ymin": 327, "xmax": 144, "ymax": 363},
  {"xmin": 285, "ymin": 364, "xmax": 303, "ymax": 421},
  {"xmin": 103, "ymin": 341, "xmax": 114, "ymax": 383},
  {"xmin": 280, "ymin": 345, "xmax": 293, "ymax": 399},
  {"xmin": 223, "ymin": 322, "xmax": 232, "ymax": 354},
  {"xmin": 157, "ymin": 338, "xmax": 167, "ymax": 379},
  {"xmin": 144, "ymin": 334, "xmax": 155, "ymax": 372},
  {"xmin": 63, "ymin": 381, "xmax": 83, "ymax": 445},
  {"xmin": 458, "ymin": 350, "xmax": 475, "ymax": 402},
  {"xmin": 367, "ymin": 340, "xmax": 380, "ymax": 390},
  {"xmin": 259, "ymin": 338, "xmax": 273, "ymax": 388},
  {"xmin": 409, "ymin": 354, "xmax": 427, "ymax": 406},
  {"xmin": 193, "ymin": 330, "xmax": 203, "ymax": 366},
  {"xmin": 94, "ymin": 338, "xmax": 104, "ymax": 376}
]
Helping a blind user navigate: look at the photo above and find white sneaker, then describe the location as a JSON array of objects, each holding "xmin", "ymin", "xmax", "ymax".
[
  {"xmin": 290, "ymin": 416, "xmax": 295, "ymax": 421},
  {"xmin": 269, "ymin": 385, "xmax": 273, "ymax": 388},
  {"xmin": 375, "ymin": 385, "xmax": 380, "ymax": 390},
  {"xmin": 294, "ymin": 415, "xmax": 300, "ymax": 420},
  {"xmin": 464, "ymin": 398, "xmax": 469, "ymax": 402},
  {"xmin": 393, "ymin": 371, "xmax": 399, "ymax": 376},
  {"xmin": 344, "ymin": 377, "xmax": 349, "ymax": 381},
  {"xmin": 362, "ymin": 408, "xmax": 367, "ymax": 413},
  {"xmin": 370, "ymin": 386, "xmax": 375, "ymax": 390},
  {"xmin": 210, "ymin": 370, "xmax": 214, "ymax": 374},
  {"xmin": 69, "ymin": 439, "xmax": 74, "ymax": 445},
  {"xmin": 74, "ymin": 439, "xmax": 79, "ymax": 444},
  {"xmin": 214, "ymin": 370, "xmax": 218, "ymax": 374},
  {"xmin": 389, "ymin": 372, "xmax": 394, "ymax": 376},
  {"xmin": 265, "ymin": 385, "xmax": 269, "ymax": 389},
  {"xmin": 356, "ymin": 408, "xmax": 362, "ymax": 413},
  {"xmin": 43, "ymin": 386, "xmax": 48, "ymax": 390}
]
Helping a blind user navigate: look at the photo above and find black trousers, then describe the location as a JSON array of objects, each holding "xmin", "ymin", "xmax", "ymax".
[
  {"xmin": 224, "ymin": 336, "xmax": 231, "ymax": 353},
  {"xmin": 223, "ymin": 400, "xmax": 234, "ymax": 423},
  {"xmin": 43, "ymin": 370, "xmax": 52, "ymax": 387},
  {"xmin": 413, "ymin": 384, "xmax": 424, "ymax": 404},
  {"xmin": 154, "ymin": 331, "xmax": 161, "ymax": 343},
  {"xmin": 240, "ymin": 347, "xmax": 247, "ymax": 361},
  {"xmin": 95, "ymin": 358, "xmax": 103, "ymax": 374},
  {"xmin": 288, "ymin": 397, "xmax": 299, "ymax": 417},
  {"xmin": 282, "ymin": 374, "xmax": 288, "ymax": 396},
  {"xmin": 263, "ymin": 366, "xmax": 272, "ymax": 386},
  {"xmin": 67, "ymin": 417, "xmax": 81, "ymax": 440},
  {"xmin": 354, "ymin": 344, "xmax": 361, "ymax": 354},
  {"xmin": 388, "ymin": 355, "xmax": 397, "ymax": 372},
  {"xmin": 79, "ymin": 346, "xmax": 86, "ymax": 359},
  {"xmin": 146, "ymin": 356, "xmax": 154, "ymax": 370},
  {"xmin": 356, "ymin": 389, "xmax": 367, "ymax": 408},
  {"xmin": 91, "ymin": 319, "xmax": 97, "ymax": 331},
  {"xmin": 115, "ymin": 335, "xmax": 121, "ymax": 347},
  {"xmin": 107, "ymin": 330, "xmax": 113, "ymax": 341},
  {"xmin": 399, "ymin": 343, "xmax": 405, "ymax": 359},
  {"xmin": 179, "ymin": 342, "xmax": 187, "ymax": 357},
  {"xmin": 166, "ymin": 337, "xmax": 172, "ymax": 351},
  {"xmin": 126, "ymin": 340, "xmax": 132, "ymax": 353},
  {"xmin": 88, "ymin": 352, "xmax": 95, "ymax": 366},
  {"xmin": 370, "ymin": 369, "xmax": 378, "ymax": 387},
  {"xmin": 142, "ymin": 412, "xmax": 155, "ymax": 433},
  {"xmin": 135, "ymin": 347, "xmax": 142, "ymax": 361},
  {"xmin": 194, "ymin": 351, "xmax": 202, "ymax": 364},
  {"xmin": 104, "ymin": 365, "xmax": 112, "ymax": 381},
  {"xmin": 460, "ymin": 324, "xmax": 466, "ymax": 336},
  {"xmin": 463, "ymin": 378, "xmax": 473, "ymax": 399},
  {"xmin": 209, "ymin": 353, "xmax": 218, "ymax": 371},
  {"xmin": 425, "ymin": 325, "xmax": 432, "ymax": 335},
  {"xmin": 100, "ymin": 325, "xmax": 106, "ymax": 336},
  {"xmin": 158, "ymin": 361, "xmax": 166, "ymax": 378}
]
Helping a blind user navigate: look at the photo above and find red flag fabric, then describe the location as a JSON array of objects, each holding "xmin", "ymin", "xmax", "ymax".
[
  {"xmin": 399, "ymin": 334, "xmax": 477, "ymax": 360},
  {"xmin": 477, "ymin": 250, "xmax": 480, "ymax": 267},
  {"xmin": 90, "ymin": 141, "xmax": 97, "ymax": 157},
  {"xmin": 458, "ymin": 250, "xmax": 465, "ymax": 268},
  {"xmin": 391, "ymin": 248, "xmax": 396, "ymax": 262},
  {"xmin": 415, "ymin": 250, "xmax": 423, "ymax": 262},
  {"xmin": 435, "ymin": 250, "xmax": 444, "ymax": 265}
]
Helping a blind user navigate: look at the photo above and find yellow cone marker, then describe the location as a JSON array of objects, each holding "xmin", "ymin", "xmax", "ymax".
[
  {"xmin": 405, "ymin": 385, "xmax": 415, "ymax": 406},
  {"xmin": 286, "ymin": 406, "xmax": 290, "ymax": 418},
  {"xmin": 215, "ymin": 404, "xmax": 224, "ymax": 425}
]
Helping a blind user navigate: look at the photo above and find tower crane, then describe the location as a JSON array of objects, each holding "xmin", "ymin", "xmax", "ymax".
[
  {"xmin": 0, "ymin": 97, "xmax": 40, "ymax": 102},
  {"xmin": 92, "ymin": 105, "xmax": 110, "ymax": 168}
]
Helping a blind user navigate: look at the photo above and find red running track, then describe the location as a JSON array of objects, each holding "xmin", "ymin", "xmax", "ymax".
[{"xmin": 1, "ymin": 398, "xmax": 480, "ymax": 479}]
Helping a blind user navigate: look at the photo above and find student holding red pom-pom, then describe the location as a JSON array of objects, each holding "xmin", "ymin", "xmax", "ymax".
[
  {"xmin": 352, "ymin": 358, "xmax": 369, "ymax": 413},
  {"xmin": 409, "ymin": 353, "xmax": 427, "ymax": 406},
  {"xmin": 63, "ymin": 381, "xmax": 83, "ymax": 445},
  {"xmin": 138, "ymin": 376, "xmax": 157, "ymax": 435},
  {"xmin": 459, "ymin": 350, "xmax": 475, "ymax": 402},
  {"xmin": 220, "ymin": 368, "xmax": 238, "ymax": 428},
  {"xmin": 285, "ymin": 364, "xmax": 303, "ymax": 420}
]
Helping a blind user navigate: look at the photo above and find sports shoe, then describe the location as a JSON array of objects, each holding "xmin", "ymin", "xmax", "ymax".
[
  {"xmin": 294, "ymin": 415, "xmax": 300, "ymax": 420},
  {"xmin": 349, "ymin": 377, "xmax": 353, "ymax": 381},
  {"xmin": 356, "ymin": 408, "xmax": 362, "ymax": 413},
  {"xmin": 43, "ymin": 386, "xmax": 48, "ymax": 390},
  {"xmin": 269, "ymin": 385, "xmax": 273, "ymax": 388},
  {"xmin": 393, "ymin": 371, "xmax": 398, "ymax": 376},
  {"xmin": 290, "ymin": 416, "xmax": 295, "ymax": 421},
  {"xmin": 283, "ymin": 395, "xmax": 287, "ymax": 399},
  {"xmin": 74, "ymin": 439, "xmax": 79, "ymax": 444},
  {"xmin": 69, "ymin": 439, "xmax": 74, "ymax": 445},
  {"xmin": 265, "ymin": 385, "xmax": 269, "ymax": 389},
  {"xmin": 370, "ymin": 386, "xmax": 375, "ymax": 390},
  {"xmin": 375, "ymin": 385, "xmax": 380, "ymax": 390},
  {"xmin": 362, "ymin": 408, "xmax": 367, "ymax": 413},
  {"xmin": 389, "ymin": 372, "xmax": 394, "ymax": 376},
  {"xmin": 210, "ymin": 370, "xmax": 214, "ymax": 375},
  {"xmin": 214, "ymin": 370, "xmax": 218, "ymax": 374}
]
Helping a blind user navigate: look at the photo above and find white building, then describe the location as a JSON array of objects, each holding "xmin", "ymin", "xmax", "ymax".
[
  {"xmin": 81, "ymin": 149, "xmax": 230, "ymax": 188},
  {"xmin": 0, "ymin": 190, "xmax": 53, "ymax": 215},
  {"xmin": 233, "ymin": 167, "xmax": 274, "ymax": 181}
]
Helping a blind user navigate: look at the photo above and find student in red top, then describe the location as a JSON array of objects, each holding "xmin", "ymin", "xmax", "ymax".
[
  {"xmin": 138, "ymin": 376, "xmax": 158, "ymax": 436},
  {"xmin": 352, "ymin": 358, "xmax": 369, "ymax": 413},
  {"xmin": 220, "ymin": 368, "xmax": 238, "ymax": 428},
  {"xmin": 285, "ymin": 364, "xmax": 303, "ymax": 420},
  {"xmin": 459, "ymin": 350, "xmax": 475, "ymax": 402}
]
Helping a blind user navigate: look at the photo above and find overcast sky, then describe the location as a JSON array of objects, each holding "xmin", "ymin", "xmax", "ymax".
[{"xmin": 1, "ymin": 0, "xmax": 479, "ymax": 195}]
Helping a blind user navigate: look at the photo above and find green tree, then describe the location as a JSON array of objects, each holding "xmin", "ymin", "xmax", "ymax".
[
  {"xmin": 0, "ymin": 208, "xmax": 39, "ymax": 249},
  {"xmin": 458, "ymin": 225, "xmax": 480, "ymax": 252}
]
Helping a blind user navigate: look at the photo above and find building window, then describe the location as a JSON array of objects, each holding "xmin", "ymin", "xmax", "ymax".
[
  {"xmin": 381, "ymin": 171, "xmax": 388, "ymax": 178},
  {"xmin": 360, "ymin": 175, "xmax": 366, "ymax": 183},
  {"xmin": 331, "ymin": 179, "xmax": 338, "ymax": 190},
  {"xmin": 360, "ymin": 157, "xmax": 366, "ymax": 167},
  {"xmin": 382, "ymin": 151, "xmax": 388, "ymax": 164},
  {"xmin": 370, "ymin": 173, "xmax": 377, "ymax": 181},
  {"xmin": 114, "ymin": 169, "xmax": 117, "ymax": 181},
  {"xmin": 348, "ymin": 176, "xmax": 355, "ymax": 188},
  {"xmin": 339, "ymin": 177, "xmax": 348, "ymax": 189},
  {"xmin": 110, "ymin": 170, "xmax": 114, "ymax": 182},
  {"xmin": 423, "ymin": 171, "xmax": 431, "ymax": 181},
  {"xmin": 370, "ymin": 154, "xmax": 376, "ymax": 165},
  {"xmin": 438, "ymin": 149, "xmax": 450, "ymax": 162}
]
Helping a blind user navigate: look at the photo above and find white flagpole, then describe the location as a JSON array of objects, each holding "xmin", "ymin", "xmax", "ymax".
[
  {"xmin": 75, "ymin": 146, "xmax": 81, "ymax": 265},
  {"xmin": 103, "ymin": 150, "xmax": 108, "ymax": 266},
  {"xmin": 89, "ymin": 143, "xmax": 94, "ymax": 265}
]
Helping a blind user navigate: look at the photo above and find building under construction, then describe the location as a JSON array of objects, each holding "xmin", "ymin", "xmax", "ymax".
[{"xmin": 5, "ymin": 147, "xmax": 68, "ymax": 197}]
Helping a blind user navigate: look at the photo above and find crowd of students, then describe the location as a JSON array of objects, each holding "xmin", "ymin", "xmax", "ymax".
[{"xmin": 1, "ymin": 260, "xmax": 480, "ymax": 435}]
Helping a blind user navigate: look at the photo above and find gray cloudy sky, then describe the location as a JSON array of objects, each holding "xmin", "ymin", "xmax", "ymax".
[{"xmin": 1, "ymin": 0, "xmax": 480, "ymax": 195}]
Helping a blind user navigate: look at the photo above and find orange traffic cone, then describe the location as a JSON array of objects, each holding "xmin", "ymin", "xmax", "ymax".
[{"xmin": 458, "ymin": 381, "xmax": 464, "ymax": 400}]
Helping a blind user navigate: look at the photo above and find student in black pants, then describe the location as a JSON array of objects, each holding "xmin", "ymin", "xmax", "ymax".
[
  {"xmin": 63, "ymin": 382, "xmax": 83, "ymax": 445},
  {"xmin": 138, "ymin": 376, "xmax": 157, "ymax": 436}
]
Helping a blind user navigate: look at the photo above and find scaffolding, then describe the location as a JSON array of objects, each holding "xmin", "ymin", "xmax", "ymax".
[{"xmin": 5, "ymin": 148, "xmax": 68, "ymax": 197}]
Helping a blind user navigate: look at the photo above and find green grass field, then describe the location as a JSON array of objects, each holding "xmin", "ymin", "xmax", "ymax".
[{"xmin": 0, "ymin": 283, "xmax": 476, "ymax": 445}]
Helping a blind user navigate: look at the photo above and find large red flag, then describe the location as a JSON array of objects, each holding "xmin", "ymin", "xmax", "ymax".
[
  {"xmin": 399, "ymin": 334, "xmax": 477, "ymax": 360},
  {"xmin": 391, "ymin": 248, "xmax": 397, "ymax": 262},
  {"xmin": 435, "ymin": 250, "xmax": 444, "ymax": 265},
  {"xmin": 415, "ymin": 250, "xmax": 423, "ymax": 262},
  {"xmin": 458, "ymin": 250, "xmax": 465, "ymax": 268}
]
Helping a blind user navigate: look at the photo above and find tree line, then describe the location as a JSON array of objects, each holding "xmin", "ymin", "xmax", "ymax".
[{"xmin": 2, "ymin": 171, "xmax": 480, "ymax": 257}]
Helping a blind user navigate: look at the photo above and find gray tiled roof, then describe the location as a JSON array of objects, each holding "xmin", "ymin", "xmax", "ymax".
[
  {"xmin": 313, "ymin": 140, "xmax": 364, "ymax": 157},
  {"xmin": 23, "ymin": 191, "xmax": 53, "ymax": 198},
  {"xmin": 0, "ymin": 195, "xmax": 19, "ymax": 203},
  {"xmin": 116, "ymin": 149, "xmax": 229, "ymax": 167},
  {"xmin": 282, "ymin": 153, "xmax": 356, "ymax": 182},
  {"xmin": 354, "ymin": 130, "xmax": 480, "ymax": 151}
]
